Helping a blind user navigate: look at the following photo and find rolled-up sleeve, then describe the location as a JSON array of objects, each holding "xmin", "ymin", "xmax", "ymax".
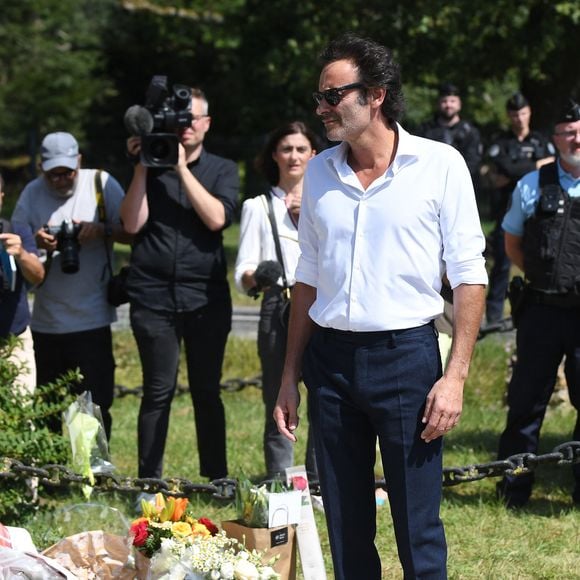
[{"xmin": 440, "ymin": 150, "xmax": 488, "ymax": 289}]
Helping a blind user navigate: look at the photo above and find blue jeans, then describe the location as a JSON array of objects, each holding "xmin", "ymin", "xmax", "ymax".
[{"xmin": 303, "ymin": 323, "xmax": 447, "ymax": 580}]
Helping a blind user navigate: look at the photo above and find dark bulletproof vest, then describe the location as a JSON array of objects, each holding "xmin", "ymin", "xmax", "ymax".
[{"xmin": 522, "ymin": 162, "xmax": 580, "ymax": 293}]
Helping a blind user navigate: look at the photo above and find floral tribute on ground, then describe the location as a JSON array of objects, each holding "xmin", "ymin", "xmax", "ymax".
[{"xmin": 130, "ymin": 493, "xmax": 280, "ymax": 579}]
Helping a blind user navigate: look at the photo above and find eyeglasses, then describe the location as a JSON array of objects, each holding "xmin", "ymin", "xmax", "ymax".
[
  {"xmin": 191, "ymin": 115, "xmax": 209, "ymax": 123},
  {"xmin": 554, "ymin": 129, "xmax": 580, "ymax": 140},
  {"xmin": 45, "ymin": 169, "xmax": 76, "ymax": 181},
  {"xmin": 312, "ymin": 82, "xmax": 365, "ymax": 107}
]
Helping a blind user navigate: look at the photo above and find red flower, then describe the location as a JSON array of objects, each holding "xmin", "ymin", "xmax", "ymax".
[
  {"xmin": 292, "ymin": 476, "xmax": 308, "ymax": 491},
  {"xmin": 198, "ymin": 517, "xmax": 219, "ymax": 536},
  {"xmin": 130, "ymin": 520, "xmax": 149, "ymax": 547}
]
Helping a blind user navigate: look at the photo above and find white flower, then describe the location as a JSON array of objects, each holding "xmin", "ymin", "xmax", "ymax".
[
  {"xmin": 233, "ymin": 559, "xmax": 260, "ymax": 580},
  {"xmin": 258, "ymin": 567, "xmax": 278, "ymax": 580},
  {"xmin": 220, "ymin": 562, "xmax": 235, "ymax": 579}
]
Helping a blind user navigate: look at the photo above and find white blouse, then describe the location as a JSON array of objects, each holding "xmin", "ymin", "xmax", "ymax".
[{"xmin": 234, "ymin": 186, "xmax": 300, "ymax": 293}]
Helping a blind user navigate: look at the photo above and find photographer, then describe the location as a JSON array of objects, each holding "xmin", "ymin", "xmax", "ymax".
[
  {"xmin": 0, "ymin": 173, "xmax": 44, "ymax": 395},
  {"xmin": 120, "ymin": 87, "xmax": 239, "ymax": 483},
  {"xmin": 11, "ymin": 132, "xmax": 129, "ymax": 438}
]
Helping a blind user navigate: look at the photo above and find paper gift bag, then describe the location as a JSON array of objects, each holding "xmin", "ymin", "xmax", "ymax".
[{"xmin": 222, "ymin": 520, "xmax": 296, "ymax": 580}]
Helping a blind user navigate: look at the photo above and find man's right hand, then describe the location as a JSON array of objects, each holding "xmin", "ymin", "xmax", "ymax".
[
  {"xmin": 127, "ymin": 136, "xmax": 142, "ymax": 163},
  {"xmin": 273, "ymin": 381, "xmax": 301, "ymax": 443},
  {"xmin": 35, "ymin": 228, "xmax": 57, "ymax": 252}
]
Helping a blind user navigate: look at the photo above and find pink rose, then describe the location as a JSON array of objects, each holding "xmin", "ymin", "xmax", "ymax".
[{"xmin": 292, "ymin": 476, "xmax": 308, "ymax": 491}]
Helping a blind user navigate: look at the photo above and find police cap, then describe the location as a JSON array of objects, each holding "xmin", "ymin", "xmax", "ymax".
[
  {"xmin": 506, "ymin": 92, "xmax": 529, "ymax": 111},
  {"xmin": 556, "ymin": 98, "xmax": 580, "ymax": 124},
  {"xmin": 438, "ymin": 82, "xmax": 460, "ymax": 97}
]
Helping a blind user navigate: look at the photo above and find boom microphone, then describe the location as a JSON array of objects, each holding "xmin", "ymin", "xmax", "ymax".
[
  {"xmin": 254, "ymin": 260, "xmax": 284, "ymax": 289},
  {"xmin": 123, "ymin": 105, "xmax": 154, "ymax": 136}
]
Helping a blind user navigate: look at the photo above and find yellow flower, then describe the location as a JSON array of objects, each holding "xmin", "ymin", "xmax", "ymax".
[
  {"xmin": 171, "ymin": 521, "xmax": 193, "ymax": 540},
  {"xmin": 191, "ymin": 522, "xmax": 211, "ymax": 538}
]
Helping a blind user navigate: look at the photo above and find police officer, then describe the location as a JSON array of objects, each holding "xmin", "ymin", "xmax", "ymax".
[
  {"xmin": 485, "ymin": 92, "xmax": 555, "ymax": 323},
  {"xmin": 418, "ymin": 82, "xmax": 482, "ymax": 186},
  {"xmin": 496, "ymin": 99, "xmax": 580, "ymax": 508}
]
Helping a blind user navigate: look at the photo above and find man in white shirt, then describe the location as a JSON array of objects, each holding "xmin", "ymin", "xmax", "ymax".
[{"xmin": 274, "ymin": 33, "xmax": 487, "ymax": 579}]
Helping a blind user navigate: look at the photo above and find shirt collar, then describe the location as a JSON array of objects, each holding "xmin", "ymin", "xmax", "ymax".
[
  {"xmin": 326, "ymin": 123, "xmax": 419, "ymax": 182},
  {"xmin": 557, "ymin": 159, "xmax": 580, "ymax": 185},
  {"xmin": 271, "ymin": 185, "xmax": 286, "ymax": 199}
]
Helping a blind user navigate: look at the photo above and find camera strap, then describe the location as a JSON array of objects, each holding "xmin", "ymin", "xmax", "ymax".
[
  {"xmin": 94, "ymin": 170, "xmax": 114, "ymax": 280},
  {"xmin": 265, "ymin": 191, "xmax": 290, "ymax": 300}
]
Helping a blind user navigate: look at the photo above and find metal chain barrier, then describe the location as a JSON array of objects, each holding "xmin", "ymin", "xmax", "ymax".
[
  {"xmin": 114, "ymin": 375, "xmax": 263, "ymax": 398},
  {"xmin": 2, "ymin": 441, "xmax": 579, "ymax": 499}
]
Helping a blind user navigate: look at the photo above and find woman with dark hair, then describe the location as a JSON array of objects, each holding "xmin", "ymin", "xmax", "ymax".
[{"xmin": 235, "ymin": 121, "xmax": 319, "ymax": 479}]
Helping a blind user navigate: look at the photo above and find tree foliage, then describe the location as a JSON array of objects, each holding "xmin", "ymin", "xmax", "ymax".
[{"xmin": 0, "ymin": 0, "xmax": 578, "ymax": 175}]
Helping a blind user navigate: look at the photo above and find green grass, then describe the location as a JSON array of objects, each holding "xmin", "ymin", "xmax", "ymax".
[{"xmin": 18, "ymin": 329, "xmax": 580, "ymax": 578}]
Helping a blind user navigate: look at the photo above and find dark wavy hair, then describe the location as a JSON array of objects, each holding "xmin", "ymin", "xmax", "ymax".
[
  {"xmin": 256, "ymin": 121, "xmax": 322, "ymax": 186},
  {"xmin": 319, "ymin": 32, "xmax": 405, "ymax": 123}
]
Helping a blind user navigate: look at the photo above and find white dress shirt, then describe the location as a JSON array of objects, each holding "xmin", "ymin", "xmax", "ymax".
[
  {"xmin": 234, "ymin": 187, "xmax": 300, "ymax": 292},
  {"xmin": 296, "ymin": 124, "xmax": 488, "ymax": 331}
]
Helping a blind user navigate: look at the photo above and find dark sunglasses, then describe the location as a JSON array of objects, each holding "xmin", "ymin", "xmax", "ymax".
[
  {"xmin": 312, "ymin": 82, "xmax": 365, "ymax": 107},
  {"xmin": 46, "ymin": 169, "xmax": 76, "ymax": 181}
]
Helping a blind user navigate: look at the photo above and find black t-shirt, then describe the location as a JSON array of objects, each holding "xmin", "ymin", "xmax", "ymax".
[{"xmin": 127, "ymin": 148, "xmax": 239, "ymax": 312}]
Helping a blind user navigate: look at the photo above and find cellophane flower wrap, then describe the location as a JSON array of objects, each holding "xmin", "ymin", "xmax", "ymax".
[
  {"xmin": 130, "ymin": 493, "xmax": 279, "ymax": 579},
  {"xmin": 236, "ymin": 479, "xmax": 290, "ymax": 528}
]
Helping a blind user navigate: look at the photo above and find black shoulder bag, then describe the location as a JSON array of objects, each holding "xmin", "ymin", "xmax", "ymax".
[
  {"xmin": 265, "ymin": 192, "xmax": 292, "ymax": 328},
  {"xmin": 95, "ymin": 171, "xmax": 130, "ymax": 307}
]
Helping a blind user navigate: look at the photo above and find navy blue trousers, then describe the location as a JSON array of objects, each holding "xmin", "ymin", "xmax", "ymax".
[
  {"xmin": 497, "ymin": 303, "xmax": 580, "ymax": 502},
  {"xmin": 303, "ymin": 323, "xmax": 447, "ymax": 580}
]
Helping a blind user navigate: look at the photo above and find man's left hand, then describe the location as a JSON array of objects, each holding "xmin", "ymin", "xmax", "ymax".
[
  {"xmin": 420, "ymin": 376, "xmax": 464, "ymax": 442},
  {"xmin": 78, "ymin": 221, "xmax": 105, "ymax": 243}
]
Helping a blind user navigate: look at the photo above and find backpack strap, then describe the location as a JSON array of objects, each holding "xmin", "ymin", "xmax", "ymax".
[{"xmin": 94, "ymin": 170, "xmax": 114, "ymax": 278}]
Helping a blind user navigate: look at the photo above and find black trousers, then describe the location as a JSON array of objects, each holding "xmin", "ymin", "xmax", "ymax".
[
  {"xmin": 33, "ymin": 326, "xmax": 115, "ymax": 439},
  {"xmin": 130, "ymin": 300, "xmax": 231, "ymax": 479},
  {"xmin": 486, "ymin": 224, "xmax": 511, "ymax": 323},
  {"xmin": 497, "ymin": 303, "xmax": 580, "ymax": 501},
  {"xmin": 258, "ymin": 287, "xmax": 317, "ymax": 478}
]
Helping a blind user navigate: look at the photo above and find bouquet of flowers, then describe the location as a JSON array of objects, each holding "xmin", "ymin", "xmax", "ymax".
[{"xmin": 130, "ymin": 493, "xmax": 279, "ymax": 579}]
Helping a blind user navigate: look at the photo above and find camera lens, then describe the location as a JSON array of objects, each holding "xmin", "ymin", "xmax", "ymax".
[
  {"xmin": 148, "ymin": 136, "xmax": 172, "ymax": 162},
  {"xmin": 60, "ymin": 240, "xmax": 80, "ymax": 273}
]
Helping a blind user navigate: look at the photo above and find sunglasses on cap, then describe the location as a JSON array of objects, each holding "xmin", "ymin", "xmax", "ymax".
[{"xmin": 312, "ymin": 82, "xmax": 365, "ymax": 107}]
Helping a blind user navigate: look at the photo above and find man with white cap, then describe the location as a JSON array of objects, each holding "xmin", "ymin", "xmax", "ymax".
[{"xmin": 11, "ymin": 132, "xmax": 130, "ymax": 438}]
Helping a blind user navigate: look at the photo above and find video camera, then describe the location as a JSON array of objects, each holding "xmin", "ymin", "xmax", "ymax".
[
  {"xmin": 43, "ymin": 220, "xmax": 82, "ymax": 274},
  {"xmin": 125, "ymin": 75, "xmax": 193, "ymax": 167}
]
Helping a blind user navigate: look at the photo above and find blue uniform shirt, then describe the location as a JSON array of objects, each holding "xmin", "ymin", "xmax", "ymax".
[{"xmin": 502, "ymin": 160, "xmax": 580, "ymax": 236}]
